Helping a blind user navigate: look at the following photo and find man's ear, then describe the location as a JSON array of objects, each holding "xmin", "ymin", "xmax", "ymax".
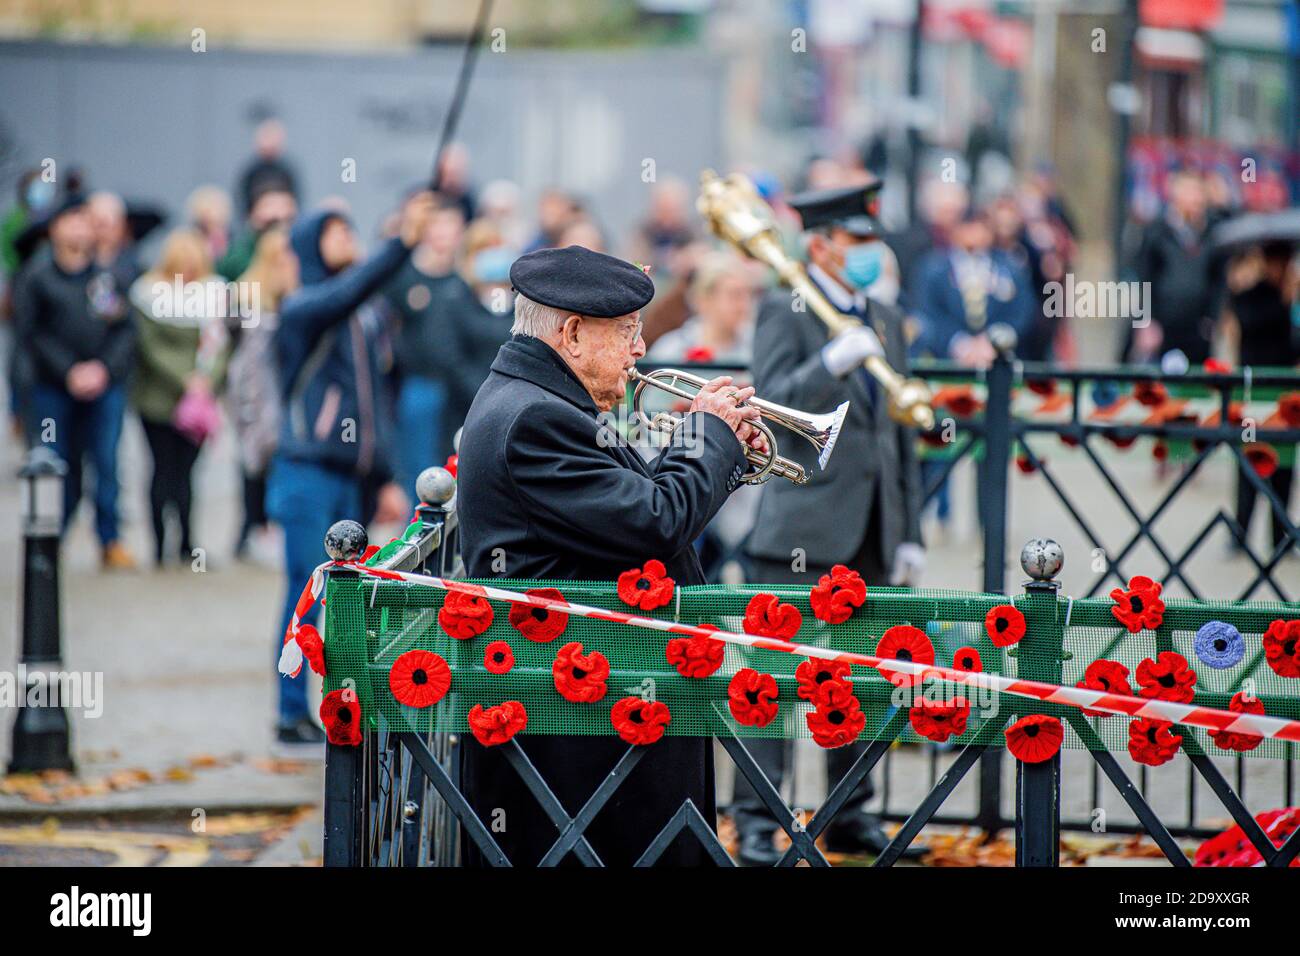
[{"xmin": 560, "ymin": 314, "xmax": 584, "ymax": 356}]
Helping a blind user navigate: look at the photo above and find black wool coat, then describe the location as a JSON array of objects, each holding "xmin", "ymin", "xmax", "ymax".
[{"xmin": 455, "ymin": 334, "xmax": 748, "ymax": 866}]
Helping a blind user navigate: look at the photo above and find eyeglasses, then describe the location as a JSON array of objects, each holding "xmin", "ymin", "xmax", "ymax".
[{"xmin": 617, "ymin": 319, "xmax": 644, "ymax": 344}]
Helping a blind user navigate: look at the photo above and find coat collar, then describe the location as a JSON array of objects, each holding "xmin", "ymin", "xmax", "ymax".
[{"xmin": 491, "ymin": 334, "xmax": 600, "ymax": 417}]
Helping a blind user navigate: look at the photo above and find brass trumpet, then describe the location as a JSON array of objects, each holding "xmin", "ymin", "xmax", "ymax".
[
  {"xmin": 696, "ymin": 169, "xmax": 935, "ymax": 431},
  {"xmin": 629, "ymin": 367, "xmax": 849, "ymax": 485}
]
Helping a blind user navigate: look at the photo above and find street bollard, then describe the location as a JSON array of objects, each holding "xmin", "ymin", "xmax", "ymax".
[
  {"xmin": 1014, "ymin": 538, "xmax": 1065, "ymax": 866},
  {"xmin": 8, "ymin": 446, "xmax": 75, "ymax": 773}
]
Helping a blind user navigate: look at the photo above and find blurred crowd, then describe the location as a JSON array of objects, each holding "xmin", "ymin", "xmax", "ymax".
[{"xmin": 1, "ymin": 119, "xmax": 1296, "ymax": 741}]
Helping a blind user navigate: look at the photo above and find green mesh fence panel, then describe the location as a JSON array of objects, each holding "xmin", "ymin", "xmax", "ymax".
[{"xmin": 321, "ymin": 573, "xmax": 1300, "ymax": 758}]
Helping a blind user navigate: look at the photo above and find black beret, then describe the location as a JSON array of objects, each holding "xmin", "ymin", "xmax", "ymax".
[
  {"xmin": 789, "ymin": 181, "xmax": 884, "ymax": 237},
  {"xmin": 509, "ymin": 245, "xmax": 654, "ymax": 318}
]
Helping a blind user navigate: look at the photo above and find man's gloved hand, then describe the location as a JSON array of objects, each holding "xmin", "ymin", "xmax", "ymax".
[
  {"xmin": 889, "ymin": 542, "xmax": 926, "ymax": 587},
  {"xmin": 820, "ymin": 326, "xmax": 884, "ymax": 377}
]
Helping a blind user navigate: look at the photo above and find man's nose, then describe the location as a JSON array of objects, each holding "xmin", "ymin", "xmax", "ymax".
[{"xmin": 632, "ymin": 335, "xmax": 647, "ymax": 359}]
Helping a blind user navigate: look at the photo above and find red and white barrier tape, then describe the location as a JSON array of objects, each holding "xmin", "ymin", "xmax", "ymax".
[{"xmin": 282, "ymin": 564, "xmax": 1300, "ymax": 744}]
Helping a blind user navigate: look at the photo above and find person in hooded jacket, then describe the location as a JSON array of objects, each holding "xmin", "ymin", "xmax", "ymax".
[{"xmin": 268, "ymin": 191, "xmax": 434, "ymax": 744}]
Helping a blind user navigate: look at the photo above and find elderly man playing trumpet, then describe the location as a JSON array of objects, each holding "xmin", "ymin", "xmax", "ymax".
[{"xmin": 456, "ymin": 244, "xmax": 767, "ymax": 866}]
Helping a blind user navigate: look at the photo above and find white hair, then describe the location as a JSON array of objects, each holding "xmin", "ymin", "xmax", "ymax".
[{"xmin": 511, "ymin": 294, "xmax": 570, "ymax": 339}]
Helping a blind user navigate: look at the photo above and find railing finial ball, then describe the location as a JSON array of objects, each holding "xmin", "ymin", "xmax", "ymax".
[
  {"xmin": 1020, "ymin": 538, "xmax": 1063, "ymax": 581},
  {"xmin": 325, "ymin": 520, "xmax": 368, "ymax": 562},
  {"xmin": 416, "ymin": 466, "xmax": 456, "ymax": 506}
]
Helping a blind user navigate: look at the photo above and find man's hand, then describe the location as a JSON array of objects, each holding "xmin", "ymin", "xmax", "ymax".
[
  {"xmin": 889, "ymin": 542, "xmax": 926, "ymax": 587},
  {"xmin": 374, "ymin": 482, "xmax": 410, "ymax": 525},
  {"xmin": 689, "ymin": 376, "xmax": 764, "ymax": 451},
  {"xmin": 399, "ymin": 191, "xmax": 437, "ymax": 248},
  {"xmin": 950, "ymin": 333, "xmax": 996, "ymax": 369},
  {"xmin": 821, "ymin": 326, "xmax": 884, "ymax": 377},
  {"xmin": 66, "ymin": 360, "xmax": 109, "ymax": 401}
]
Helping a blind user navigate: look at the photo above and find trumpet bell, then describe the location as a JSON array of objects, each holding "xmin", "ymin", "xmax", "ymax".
[{"xmin": 817, "ymin": 401, "xmax": 850, "ymax": 471}]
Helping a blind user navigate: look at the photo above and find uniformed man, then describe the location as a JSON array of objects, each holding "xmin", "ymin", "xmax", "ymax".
[
  {"xmin": 456, "ymin": 244, "xmax": 767, "ymax": 866},
  {"xmin": 736, "ymin": 182, "xmax": 926, "ymax": 864}
]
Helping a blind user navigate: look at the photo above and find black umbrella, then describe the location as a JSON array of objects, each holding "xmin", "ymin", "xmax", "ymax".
[{"xmin": 1208, "ymin": 208, "xmax": 1300, "ymax": 253}]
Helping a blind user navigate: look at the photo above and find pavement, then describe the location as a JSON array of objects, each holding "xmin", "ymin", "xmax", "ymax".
[{"xmin": 0, "ymin": 319, "xmax": 1293, "ymax": 864}]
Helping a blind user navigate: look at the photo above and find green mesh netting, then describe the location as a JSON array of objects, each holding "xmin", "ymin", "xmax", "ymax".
[{"xmin": 322, "ymin": 574, "xmax": 1300, "ymax": 758}]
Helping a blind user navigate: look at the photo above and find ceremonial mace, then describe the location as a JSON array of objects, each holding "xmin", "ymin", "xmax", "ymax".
[{"xmin": 697, "ymin": 170, "xmax": 935, "ymax": 430}]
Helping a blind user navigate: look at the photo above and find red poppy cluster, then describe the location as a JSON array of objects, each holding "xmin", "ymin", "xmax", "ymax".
[
  {"xmin": 1134, "ymin": 650, "xmax": 1197, "ymax": 704},
  {"xmin": 438, "ymin": 590, "xmax": 494, "ymax": 640},
  {"xmin": 910, "ymin": 696, "xmax": 970, "ymax": 743},
  {"xmin": 1109, "ymin": 575, "xmax": 1165, "ymax": 633},
  {"xmin": 320, "ymin": 688, "xmax": 363, "ymax": 747},
  {"xmin": 610, "ymin": 696, "xmax": 671, "ymax": 745},
  {"xmin": 1278, "ymin": 392, "xmax": 1300, "ymax": 428},
  {"xmin": 295, "ymin": 623, "xmax": 327, "ymax": 677},
  {"xmin": 1025, "ymin": 378, "xmax": 1056, "ymax": 397},
  {"xmin": 508, "ymin": 587, "xmax": 569, "ymax": 642},
  {"xmin": 1263, "ymin": 618, "xmax": 1300, "ymax": 678},
  {"xmin": 806, "ymin": 679, "xmax": 866, "ymax": 749},
  {"xmin": 1133, "ymin": 380, "xmax": 1167, "ymax": 407},
  {"xmin": 1195, "ymin": 808, "xmax": 1300, "ymax": 868},
  {"xmin": 389, "ymin": 649, "xmax": 452, "ymax": 708},
  {"xmin": 1128, "ymin": 717, "xmax": 1183, "ymax": 766},
  {"xmin": 468, "ymin": 700, "xmax": 528, "ymax": 747},
  {"xmin": 743, "ymin": 593, "xmax": 802, "ymax": 640},
  {"xmin": 952, "ymin": 646, "xmax": 983, "ymax": 672},
  {"xmin": 1075, "ymin": 659, "xmax": 1133, "ymax": 716},
  {"xmin": 552, "ymin": 641, "xmax": 610, "ymax": 703},
  {"xmin": 795, "ymin": 657, "xmax": 852, "ymax": 701},
  {"xmin": 484, "ymin": 640, "xmax": 514, "ymax": 674},
  {"xmin": 932, "ymin": 385, "xmax": 983, "ymax": 418},
  {"xmin": 1209, "ymin": 692, "xmax": 1266, "ymax": 753},
  {"xmin": 875, "ymin": 625, "xmax": 935, "ymax": 687},
  {"xmin": 809, "ymin": 565, "xmax": 867, "ymax": 624},
  {"xmin": 727, "ymin": 669, "xmax": 779, "ymax": 728},
  {"xmin": 665, "ymin": 630, "xmax": 726, "ymax": 678},
  {"xmin": 984, "ymin": 604, "xmax": 1026, "ymax": 647},
  {"xmin": 1004, "ymin": 714, "xmax": 1063, "ymax": 763},
  {"xmin": 616, "ymin": 559, "xmax": 675, "ymax": 611}
]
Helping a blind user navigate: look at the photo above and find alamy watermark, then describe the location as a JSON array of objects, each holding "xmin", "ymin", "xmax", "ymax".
[
  {"xmin": 1043, "ymin": 274, "xmax": 1151, "ymax": 327},
  {"xmin": 0, "ymin": 666, "xmax": 103, "ymax": 718}
]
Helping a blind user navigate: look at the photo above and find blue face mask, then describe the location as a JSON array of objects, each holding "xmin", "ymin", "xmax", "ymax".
[
  {"xmin": 25, "ymin": 179, "xmax": 55, "ymax": 212},
  {"xmin": 842, "ymin": 242, "xmax": 884, "ymax": 290}
]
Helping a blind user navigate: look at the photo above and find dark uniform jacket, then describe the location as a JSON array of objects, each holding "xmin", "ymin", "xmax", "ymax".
[
  {"xmin": 456, "ymin": 333, "xmax": 748, "ymax": 865},
  {"xmin": 746, "ymin": 276, "xmax": 922, "ymax": 573}
]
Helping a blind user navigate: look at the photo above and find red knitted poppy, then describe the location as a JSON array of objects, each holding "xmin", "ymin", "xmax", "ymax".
[
  {"xmin": 875, "ymin": 625, "xmax": 936, "ymax": 687},
  {"xmin": 1209, "ymin": 693, "xmax": 1266, "ymax": 753},
  {"xmin": 468, "ymin": 700, "xmax": 527, "ymax": 747},
  {"xmin": 610, "ymin": 696, "xmax": 671, "ymax": 745},
  {"xmin": 743, "ymin": 593, "xmax": 802, "ymax": 640},
  {"xmin": 389, "ymin": 649, "xmax": 451, "ymax": 708},
  {"xmin": 508, "ymin": 588, "xmax": 569, "ymax": 643},
  {"xmin": 910, "ymin": 697, "xmax": 971, "ymax": 743},
  {"xmin": 295, "ymin": 623, "xmax": 327, "ymax": 676},
  {"xmin": 806, "ymin": 680, "xmax": 866, "ymax": 749},
  {"xmin": 1075, "ymin": 659, "xmax": 1133, "ymax": 716},
  {"xmin": 984, "ymin": 604, "xmax": 1026, "ymax": 647},
  {"xmin": 1005, "ymin": 714, "xmax": 1063, "ymax": 763},
  {"xmin": 483, "ymin": 640, "xmax": 514, "ymax": 675},
  {"xmin": 809, "ymin": 565, "xmax": 867, "ymax": 624},
  {"xmin": 1109, "ymin": 575, "xmax": 1165, "ymax": 633},
  {"xmin": 552, "ymin": 641, "xmax": 610, "ymax": 703},
  {"xmin": 795, "ymin": 657, "xmax": 852, "ymax": 701},
  {"xmin": 616, "ymin": 559, "xmax": 675, "ymax": 611},
  {"xmin": 320, "ymin": 688, "xmax": 362, "ymax": 747},
  {"xmin": 952, "ymin": 646, "xmax": 983, "ymax": 673},
  {"xmin": 1262, "ymin": 619, "xmax": 1300, "ymax": 679},
  {"xmin": 1135, "ymin": 650, "xmax": 1197, "ymax": 704},
  {"xmin": 1128, "ymin": 717, "xmax": 1183, "ymax": 766},
  {"xmin": 438, "ymin": 590, "xmax": 494, "ymax": 640},
  {"xmin": 664, "ymin": 632, "xmax": 726, "ymax": 678},
  {"xmin": 727, "ymin": 669, "xmax": 779, "ymax": 728}
]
